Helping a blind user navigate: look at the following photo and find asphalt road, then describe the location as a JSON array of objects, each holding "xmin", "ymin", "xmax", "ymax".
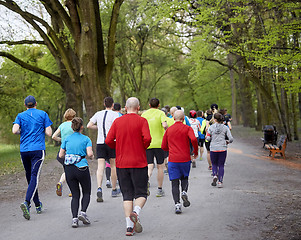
[{"xmin": 1, "ymin": 140, "xmax": 301, "ymax": 240}]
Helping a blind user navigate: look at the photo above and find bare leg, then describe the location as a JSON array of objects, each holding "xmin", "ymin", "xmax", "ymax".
[
  {"xmin": 148, "ymin": 163, "xmax": 154, "ymax": 179},
  {"xmin": 97, "ymin": 158, "xmax": 105, "ymax": 188},
  {"xmin": 157, "ymin": 164, "xmax": 164, "ymax": 188},
  {"xmin": 109, "ymin": 158, "xmax": 117, "ymax": 189}
]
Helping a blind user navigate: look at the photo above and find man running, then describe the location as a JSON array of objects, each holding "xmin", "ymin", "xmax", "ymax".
[
  {"xmin": 141, "ymin": 98, "xmax": 168, "ymax": 197},
  {"xmin": 162, "ymin": 110, "xmax": 198, "ymax": 214},
  {"xmin": 12, "ymin": 95, "xmax": 53, "ymax": 220},
  {"xmin": 87, "ymin": 97, "xmax": 119, "ymax": 202},
  {"xmin": 105, "ymin": 97, "xmax": 151, "ymax": 236}
]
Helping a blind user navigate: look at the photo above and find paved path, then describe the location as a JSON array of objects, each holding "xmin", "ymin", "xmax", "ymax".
[{"xmin": 1, "ymin": 140, "xmax": 301, "ymax": 240}]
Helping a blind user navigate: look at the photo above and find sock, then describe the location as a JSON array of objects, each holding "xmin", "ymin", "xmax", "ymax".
[
  {"xmin": 134, "ymin": 205, "xmax": 141, "ymax": 215},
  {"xmin": 126, "ymin": 217, "xmax": 134, "ymax": 228}
]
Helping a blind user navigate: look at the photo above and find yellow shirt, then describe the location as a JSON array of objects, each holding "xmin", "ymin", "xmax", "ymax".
[{"xmin": 142, "ymin": 108, "xmax": 166, "ymax": 149}]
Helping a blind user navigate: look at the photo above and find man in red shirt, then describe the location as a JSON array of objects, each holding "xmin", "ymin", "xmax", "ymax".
[
  {"xmin": 105, "ymin": 97, "xmax": 151, "ymax": 236},
  {"xmin": 161, "ymin": 110, "xmax": 198, "ymax": 214}
]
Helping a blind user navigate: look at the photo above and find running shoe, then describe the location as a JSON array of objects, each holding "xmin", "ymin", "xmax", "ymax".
[
  {"xmin": 78, "ymin": 212, "xmax": 91, "ymax": 225},
  {"xmin": 129, "ymin": 211, "xmax": 143, "ymax": 233},
  {"xmin": 72, "ymin": 218, "xmax": 79, "ymax": 228},
  {"xmin": 106, "ymin": 180, "xmax": 112, "ymax": 188},
  {"xmin": 36, "ymin": 202, "xmax": 43, "ymax": 214},
  {"xmin": 218, "ymin": 182, "xmax": 223, "ymax": 188},
  {"xmin": 175, "ymin": 203, "xmax": 182, "ymax": 214},
  {"xmin": 156, "ymin": 188, "xmax": 165, "ymax": 197},
  {"xmin": 192, "ymin": 161, "xmax": 196, "ymax": 168},
  {"xmin": 68, "ymin": 193, "xmax": 72, "ymax": 197},
  {"xmin": 164, "ymin": 169, "xmax": 168, "ymax": 175},
  {"xmin": 56, "ymin": 182, "xmax": 62, "ymax": 196},
  {"xmin": 181, "ymin": 191, "xmax": 190, "ymax": 207},
  {"xmin": 211, "ymin": 176, "xmax": 218, "ymax": 187},
  {"xmin": 112, "ymin": 188, "xmax": 120, "ymax": 197},
  {"xmin": 208, "ymin": 166, "xmax": 212, "ymax": 171},
  {"xmin": 20, "ymin": 201, "xmax": 30, "ymax": 220},
  {"xmin": 97, "ymin": 188, "xmax": 104, "ymax": 202},
  {"xmin": 126, "ymin": 227, "xmax": 135, "ymax": 236}
]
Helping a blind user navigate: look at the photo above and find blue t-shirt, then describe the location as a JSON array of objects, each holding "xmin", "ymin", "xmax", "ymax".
[
  {"xmin": 196, "ymin": 117, "xmax": 205, "ymax": 139},
  {"xmin": 61, "ymin": 132, "xmax": 92, "ymax": 168},
  {"xmin": 13, "ymin": 108, "xmax": 53, "ymax": 152},
  {"xmin": 59, "ymin": 121, "xmax": 74, "ymax": 143}
]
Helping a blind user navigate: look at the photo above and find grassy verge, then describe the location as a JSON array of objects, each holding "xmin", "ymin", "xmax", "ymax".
[{"xmin": 0, "ymin": 144, "xmax": 59, "ymax": 176}]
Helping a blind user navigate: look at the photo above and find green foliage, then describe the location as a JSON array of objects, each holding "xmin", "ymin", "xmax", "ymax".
[{"xmin": 0, "ymin": 45, "xmax": 64, "ymax": 144}]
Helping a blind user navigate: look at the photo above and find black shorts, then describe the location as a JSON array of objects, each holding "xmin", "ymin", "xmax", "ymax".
[
  {"xmin": 97, "ymin": 144, "xmax": 116, "ymax": 159},
  {"xmin": 205, "ymin": 141, "xmax": 211, "ymax": 151},
  {"xmin": 164, "ymin": 151, "xmax": 169, "ymax": 159},
  {"xmin": 117, "ymin": 167, "xmax": 148, "ymax": 201},
  {"xmin": 198, "ymin": 138, "xmax": 205, "ymax": 147},
  {"xmin": 146, "ymin": 148, "xmax": 165, "ymax": 165}
]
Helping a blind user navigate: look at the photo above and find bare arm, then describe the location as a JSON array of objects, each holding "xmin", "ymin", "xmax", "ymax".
[
  {"xmin": 87, "ymin": 121, "xmax": 98, "ymax": 130},
  {"xmin": 52, "ymin": 128, "xmax": 61, "ymax": 142},
  {"xmin": 59, "ymin": 148, "xmax": 65, "ymax": 158},
  {"xmin": 45, "ymin": 126, "xmax": 52, "ymax": 137},
  {"xmin": 12, "ymin": 124, "xmax": 21, "ymax": 134},
  {"xmin": 162, "ymin": 121, "xmax": 168, "ymax": 130},
  {"xmin": 86, "ymin": 146, "xmax": 94, "ymax": 159}
]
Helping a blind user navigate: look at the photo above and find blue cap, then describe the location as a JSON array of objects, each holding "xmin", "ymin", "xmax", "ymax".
[{"xmin": 24, "ymin": 95, "xmax": 36, "ymax": 106}]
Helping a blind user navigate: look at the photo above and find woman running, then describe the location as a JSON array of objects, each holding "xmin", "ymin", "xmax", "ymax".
[
  {"xmin": 206, "ymin": 113, "xmax": 233, "ymax": 188},
  {"xmin": 52, "ymin": 108, "xmax": 76, "ymax": 197},
  {"xmin": 59, "ymin": 117, "xmax": 94, "ymax": 228}
]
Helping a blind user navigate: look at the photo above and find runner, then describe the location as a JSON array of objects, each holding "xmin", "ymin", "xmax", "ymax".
[
  {"xmin": 113, "ymin": 102, "xmax": 123, "ymax": 117},
  {"xmin": 141, "ymin": 98, "xmax": 168, "ymax": 197},
  {"xmin": 105, "ymin": 97, "xmax": 151, "ymax": 236},
  {"xmin": 59, "ymin": 117, "xmax": 94, "ymax": 228},
  {"xmin": 196, "ymin": 110, "xmax": 206, "ymax": 160},
  {"xmin": 206, "ymin": 113, "xmax": 233, "ymax": 188},
  {"xmin": 52, "ymin": 108, "xmax": 76, "ymax": 197},
  {"xmin": 87, "ymin": 97, "xmax": 119, "ymax": 202},
  {"xmin": 161, "ymin": 110, "xmax": 198, "ymax": 214},
  {"xmin": 12, "ymin": 95, "xmax": 53, "ymax": 220},
  {"xmin": 188, "ymin": 110, "xmax": 201, "ymax": 168}
]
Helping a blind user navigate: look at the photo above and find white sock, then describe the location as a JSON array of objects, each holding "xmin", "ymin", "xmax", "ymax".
[
  {"xmin": 134, "ymin": 205, "xmax": 141, "ymax": 215},
  {"xmin": 126, "ymin": 217, "xmax": 134, "ymax": 228}
]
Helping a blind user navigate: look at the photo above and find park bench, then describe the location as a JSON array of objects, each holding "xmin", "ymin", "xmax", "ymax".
[{"xmin": 265, "ymin": 135, "xmax": 287, "ymax": 160}]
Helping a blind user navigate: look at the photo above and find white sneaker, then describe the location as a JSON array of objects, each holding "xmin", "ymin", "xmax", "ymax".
[
  {"xmin": 175, "ymin": 203, "xmax": 182, "ymax": 214},
  {"xmin": 181, "ymin": 191, "xmax": 190, "ymax": 207},
  {"xmin": 156, "ymin": 188, "xmax": 165, "ymax": 197},
  {"xmin": 72, "ymin": 218, "xmax": 79, "ymax": 228},
  {"xmin": 211, "ymin": 176, "xmax": 218, "ymax": 186},
  {"xmin": 78, "ymin": 212, "xmax": 91, "ymax": 224},
  {"xmin": 218, "ymin": 182, "xmax": 223, "ymax": 188}
]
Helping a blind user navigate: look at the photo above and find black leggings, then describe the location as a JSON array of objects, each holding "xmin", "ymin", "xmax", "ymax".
[
  {"xmin": 65, "ymin": 165, "xmax": 91, "ymax": 218},
  {"xmin": 171, "ymin": 177, "xmax": 188, "ymax": 204}
]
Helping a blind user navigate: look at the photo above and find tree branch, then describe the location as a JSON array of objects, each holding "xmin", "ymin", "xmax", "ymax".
[
  {"xmin": 0, "ymin": 51, "xmax": 61, "ymax": 84},
  {"xmin": 0, "ymin": 40, "xmax": 45, "ymax": 45}
]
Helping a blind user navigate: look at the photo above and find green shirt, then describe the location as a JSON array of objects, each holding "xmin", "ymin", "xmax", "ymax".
[{"xmin": 142, "ymin": 108, "xmax": 166, "ymax": 149}]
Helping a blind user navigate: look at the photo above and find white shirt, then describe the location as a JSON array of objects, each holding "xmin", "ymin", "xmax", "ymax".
[
  {"xmin": 188, "ymin": 118, "xmax": 201, "ymax": 138},
  {"xmin": 90, "ymin": 110, "xmax": 119, "ymax": 144}
]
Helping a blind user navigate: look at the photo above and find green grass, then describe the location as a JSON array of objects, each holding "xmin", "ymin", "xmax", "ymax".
[{"xmin": 0, "ymin": 144, "xmax": 59, "ymax": 176}]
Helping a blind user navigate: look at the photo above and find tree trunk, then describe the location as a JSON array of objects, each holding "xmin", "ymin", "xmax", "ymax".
[
  {"xmin": 291, "ymin": 93, "xmax": 299, "ymax": 140},
  {"xmin": 227, "ymin": 53, "xmax": 238, "ymax": 125}
]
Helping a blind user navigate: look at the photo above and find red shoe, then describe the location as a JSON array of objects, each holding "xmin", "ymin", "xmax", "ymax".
[
  {"xmin": 56, "ymin": 182, "xmax": 62, "ymax": 196},
  {"xmin": 126, "ymin": 227, "xmax": 135, "ymax": 236},
  {"xmin": 130, "ymin": 211, "xmax": 143, "ymax": 233}
]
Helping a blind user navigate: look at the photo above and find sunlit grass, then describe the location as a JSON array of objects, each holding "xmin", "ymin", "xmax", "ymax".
[{"xmin": 0, "ymin": 144, "xmax": 59, "ymax": 176}]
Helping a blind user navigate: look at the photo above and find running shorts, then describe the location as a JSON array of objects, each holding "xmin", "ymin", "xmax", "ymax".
[
  {"xmin": 146, "ymin": 148, "xmax": 165, "ymax": 165},
  {"xmin": 205, "ymin": 141, "xmax": 211, "ymax": 151},
  {"xmin": 97, "ymin": 144, "xmax": 116, "ymax": 159},
  {"xmin": 198, "ymin": 138, "xmax": 205, "ymax": 147},
  {"xmin": 168, "ymin": 161, "xmax": 191, "ymax": 181},
  {"xmin": 117, "ymin": 167, "xmax": 148, "ymax": 201}
]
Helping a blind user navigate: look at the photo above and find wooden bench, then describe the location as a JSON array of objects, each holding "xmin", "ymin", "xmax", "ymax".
[{"xmin": 265, "ymin": 135, "xmax": 287, "ymax": 160}]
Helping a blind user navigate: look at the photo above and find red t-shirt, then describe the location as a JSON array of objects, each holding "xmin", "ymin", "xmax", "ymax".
[
  {"xmin": 105, "ymin": 113, "xmax": 151, "ymax": 168},
  {"xmin": 161, "ymin": 121, "xmax": 198, "ymax": 163}
]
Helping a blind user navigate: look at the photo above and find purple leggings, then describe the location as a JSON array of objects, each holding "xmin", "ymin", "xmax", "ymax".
[{"xmin": 210, "ymin": 151, "xmax": 227, "ymax": 182}]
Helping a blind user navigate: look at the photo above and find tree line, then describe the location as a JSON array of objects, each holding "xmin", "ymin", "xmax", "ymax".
[{"xmin": 0, "ymin": 0, "xmax": 300, "ymax": 144}]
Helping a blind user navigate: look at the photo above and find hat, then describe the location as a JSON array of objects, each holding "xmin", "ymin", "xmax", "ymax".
[
  {"xmin": 189, "ymin": 110, "xmax": 197, "ymax": 118},
  {"xmin": 210, "ymin": 103, "xmax": 218, "ymax": 110},
  {"xmin": 24, "ymin": 95, "xmax": 36, "ymax": 106}
]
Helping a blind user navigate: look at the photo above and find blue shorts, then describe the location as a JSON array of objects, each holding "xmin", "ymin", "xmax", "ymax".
[{"xmin": 168, "ymin": 161, "xmax": 191, "ymax": 181}]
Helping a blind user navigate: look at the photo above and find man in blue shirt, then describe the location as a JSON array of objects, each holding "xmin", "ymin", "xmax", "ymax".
[{"xmin": 12, "ymin": 95, "xmax": 53, "ymax": 220}]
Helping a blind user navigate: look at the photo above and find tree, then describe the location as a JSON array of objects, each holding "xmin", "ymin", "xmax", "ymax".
[{"xmin": 0, "ymin": 0, "xmax": 124, "ymax": 119}]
